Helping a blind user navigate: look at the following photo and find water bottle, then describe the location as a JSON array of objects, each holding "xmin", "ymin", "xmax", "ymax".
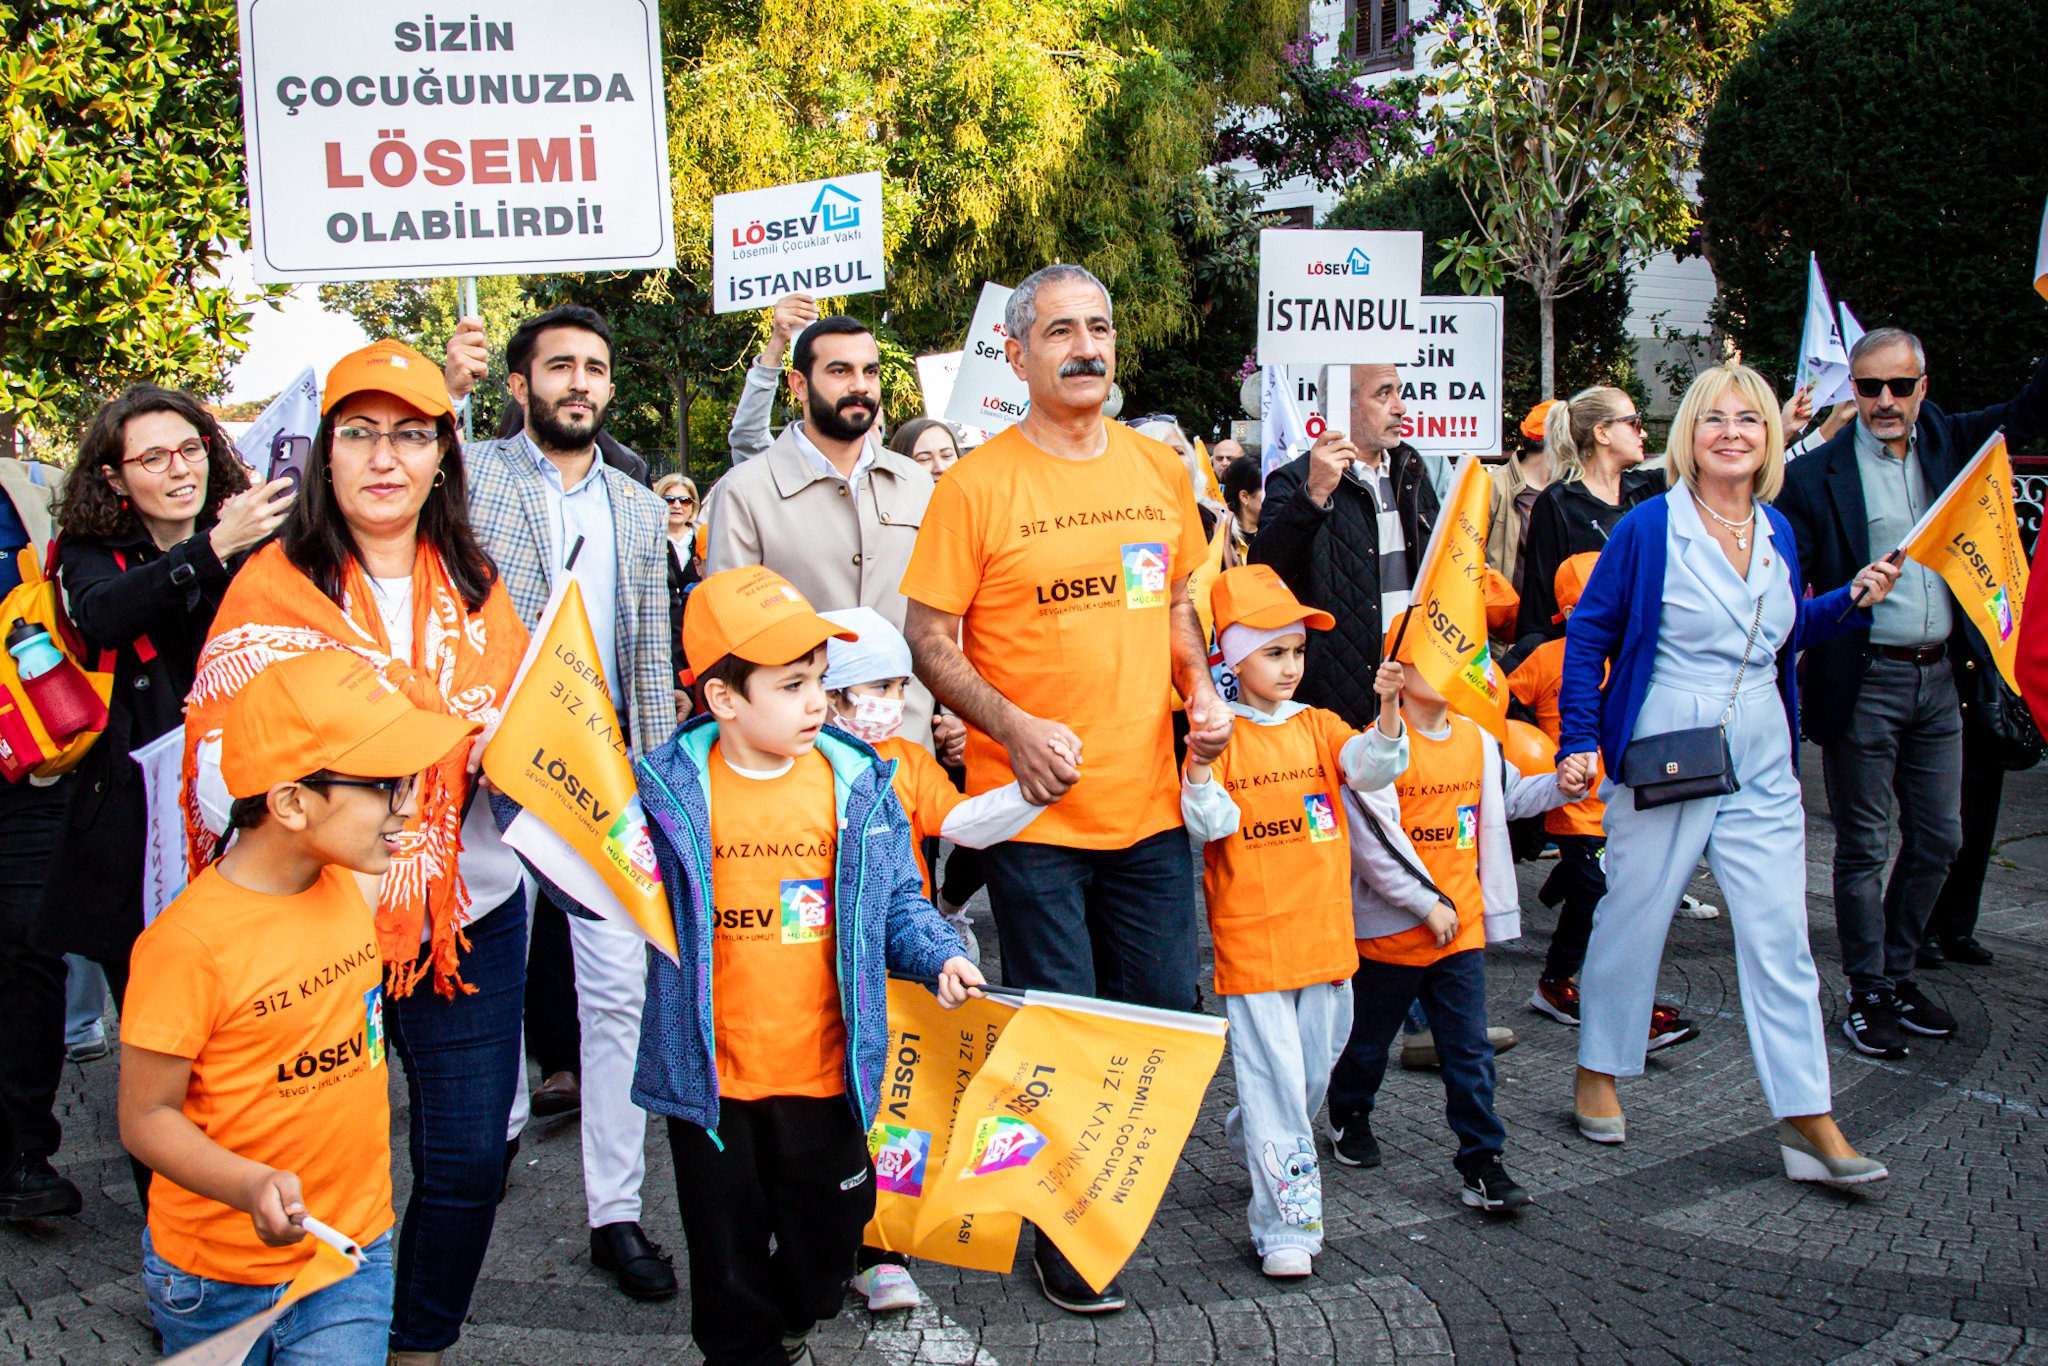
[{"xmin": 6, "ymin": 618, "xmax": 101, "ymax": 744}]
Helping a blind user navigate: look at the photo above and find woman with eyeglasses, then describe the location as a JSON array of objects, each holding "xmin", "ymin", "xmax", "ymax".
[
  {"xmin": 180, "ymin": 340, "xmax": 529, "ymax": 1363},
  {"xmin": 1556, "ymin": 362, "xmax": 1902, "ymax": 1187},
  {"xmin": 1514, "ymin": 386, "xmax": 1661, "ymax": 651}
]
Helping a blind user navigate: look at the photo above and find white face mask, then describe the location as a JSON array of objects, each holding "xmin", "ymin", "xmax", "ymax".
[{"xmin": 835, "ymin": 693, "xmax": 905, "ymax": 744}]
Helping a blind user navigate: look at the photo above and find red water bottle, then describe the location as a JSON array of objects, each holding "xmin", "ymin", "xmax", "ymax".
[{"xmin": 6, "ymin": 618, "xmax": 104, "ymax": 745}]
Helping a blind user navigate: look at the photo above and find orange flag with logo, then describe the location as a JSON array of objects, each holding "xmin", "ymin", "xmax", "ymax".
[
  {"xmin": 1195, "ymin": 438, "xmax": 1225, "ymax": 505},
  {"xmin": 1898, "ymin": 433, "xmax": 2029, "ymax": 692},
  {"xmin": 863, "ymin": 979, "xmax": 1023, "ymax": 1272},
  {"xmin": 910, "ymin": 991, "xmax": 1227, "ymax": 1293},
  {"xmin": 1404, "ymin": 457, "xmax": 1507, "ymax": 739},
  {"xmin": 481, "ymin": 579, "xmax": 676, "ymax": 961}
]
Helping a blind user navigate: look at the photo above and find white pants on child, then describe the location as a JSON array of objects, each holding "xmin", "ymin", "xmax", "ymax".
[
  {"xmin": 1222, "ymin": 982, "xmax": 1352, "ymax": 1256},
  {"xmin": 569, "ymin": 909, "xmax": 651, "ymax": 1227}
]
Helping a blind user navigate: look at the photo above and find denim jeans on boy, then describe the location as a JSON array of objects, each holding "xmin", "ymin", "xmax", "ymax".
[
  {"xmin": 63, "ymin": 955, "xmax": 108, "ymax": 1048},
  {"xmin": 143, "ymin": 1227, "xmax": 394, "ymax": 1363},
  {"xmin": 1328, "ymin": 948, "xmax": 1505, "ymax": 1168},
  {"xmin": 386, "ymin": 891, "xmax": 526, "ymax": 1353},
  {"xmin": 980, "ymin": 827, "xmax": 1199, "ymax": 1009}
]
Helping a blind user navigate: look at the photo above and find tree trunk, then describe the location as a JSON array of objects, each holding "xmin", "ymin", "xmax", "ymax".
[
  {"xmin": 0, "ymin": 410, "xmax": 15, "ymax": 459},
  {"xmin": 671, "ymin": 370, "xmax": 691, "ymax": 475},
  {"xmin": 1539, "ymin": 289, "xmax": 1557, "ymax": 400}
]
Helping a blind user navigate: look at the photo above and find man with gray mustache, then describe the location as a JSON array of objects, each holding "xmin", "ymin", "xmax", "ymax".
[{"xmin": 901, "ymin": 263, "xmax": 1229, "ymax": 1316}]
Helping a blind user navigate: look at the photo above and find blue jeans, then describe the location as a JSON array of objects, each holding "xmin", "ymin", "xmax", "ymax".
[
  {"xmin": 143, "ymin": 1228, "xmax": 394, "ymax": 1363},
  {"xmin": 980, "ymin": 826, "xmax": 1199, "ymax": 1009},
  {"xmin": 1327, "ymin": 948, "xmax": 1505, "ymax": 1169},
  {"xmin": 386, "ymin": 893, "xmax": 526, "ymax": 1353},
  {"xmin": 64, "ymin": 955, "xmax": 108, "ymax": 1047}
]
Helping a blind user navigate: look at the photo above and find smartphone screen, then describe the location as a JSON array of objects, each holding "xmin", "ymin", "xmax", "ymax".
[{"xmin": 269, "ymin": 434, "xmax": 311, "ymax": 499}]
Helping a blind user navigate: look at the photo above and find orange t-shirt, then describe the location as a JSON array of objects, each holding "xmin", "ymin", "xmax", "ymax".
[
  {"xmin": 1362, "ymin": 716, "xmax": 1488, "ymax": 967},
  {"xmin": 899, "ymin": 421, "xmax": 1207, "ymax": 849},
  {"xmin": 873, "ymin": 735, "xmax": 965, "ymax": 899},
  {"xmin": 1199, "ymin": 708, "xmax": 1362, "ymax": 995},
  {"xmin": 121, "ymin": 864, "xmax": 392, "ymax": 1285},
  {"xmin": 1507, "ymin": 639, "xmax": 1606, "ymax": 839},
  {"xmin": 707, "ymin": 744, "xmax": 846, "ymax": 1100}
]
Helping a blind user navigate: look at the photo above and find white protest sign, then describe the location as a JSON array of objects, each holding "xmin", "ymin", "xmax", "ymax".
[
  {"xmin": 943, "ymin": 283, "xmax": 1033, "ymax": 433},
  {"xmin": 711, "ymin": 172, "xmax": 886, "ymax": 314},
  {"xmin": 1392, "ymin": 296, "xmax": 1504, "ymax": 453},
  {"xmin": 238, "ymin": 0, "xmax": 676, "ymax": 282},
  {"xmin": 916, "ymin": 351, "xmax": 962, "ymax": 419},
  {"xmin": 1256, "ymin": 230, "xmax": 1425, "ymax": 367},
  {"xmin": 232, "ymin": 367, "xmax": 322, "ymax": 474}
]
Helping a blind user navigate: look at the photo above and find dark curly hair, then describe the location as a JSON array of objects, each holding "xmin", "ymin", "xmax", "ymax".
[
  {"xmin": 56, "ymin": 385, "xmax": 251, "ymax": 540},
  {"xmin": 278, "ymin": 407, "xmax": 498, "ymax": 612}
]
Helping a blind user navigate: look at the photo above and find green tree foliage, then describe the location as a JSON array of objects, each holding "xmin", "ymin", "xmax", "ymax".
[
  {"xmin": 1698, "ymin": 0, "xmax": 2048, "ymax": 418},
  {"xmin": 0, "ymin": 0, "xmax": 268, "ymax": 456},
  {"xmin": 319, "ymin": 276, "xmax": 527, "ymax": 441},
  {"xmin": 1325, "ymin": 162, "xmax": 1639, "ymax": 423}
]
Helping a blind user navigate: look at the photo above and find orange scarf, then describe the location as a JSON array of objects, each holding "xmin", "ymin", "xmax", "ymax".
[{"xmin": 181, "ymin": 542, "xmax": 527, "ymax": 997}]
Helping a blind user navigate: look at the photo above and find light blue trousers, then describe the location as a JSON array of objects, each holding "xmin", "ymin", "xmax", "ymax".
[
  {"xmin": 1578, "ymin": 677, "xmax": 1832, "ymax": 1117},
  {"xmin": 1222, "ymin": 981, "xmax": 1352, "ymax": 1255}
]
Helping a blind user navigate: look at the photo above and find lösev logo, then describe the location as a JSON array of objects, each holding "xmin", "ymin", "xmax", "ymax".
[
  {"xmin": 1302, "ymin": 793, "xmax": 1340, "ymax": 843},
  {"xmin": 1120, "ymin": 543, "xmax": 1168, "ymax": 608},
  {"xmin": 869, "ymin": 1123, "xmax": 933, "ymax": 1196},
  {"xmin": 780, "ymin": 878, "xmax": 834, "ymax": 943},
  {"xmin": 1304, "ymin": 247, "xmax": 1373, "ymax": 277}
]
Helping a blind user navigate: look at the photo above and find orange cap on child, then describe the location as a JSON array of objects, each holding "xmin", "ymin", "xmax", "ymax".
[
  {"xmin": 220, "ymin": 651, "xmax": 482, "ymax": 799},
  {"xmin": 1210, "ymin": 564, "xmax": 1335, "ymax": 636},
  {"xmin": 683, "ymin": 566, "xmax": 859, "ymax": 678},
  {"xmin": 1552, "ymin": 551, "xmax": 1600, "ymax": 622}
]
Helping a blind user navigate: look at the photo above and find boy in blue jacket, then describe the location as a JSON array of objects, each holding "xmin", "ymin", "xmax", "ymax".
[{"xmin": 633, "ymin": 566, "xmax": 984, "ymax": 1366}]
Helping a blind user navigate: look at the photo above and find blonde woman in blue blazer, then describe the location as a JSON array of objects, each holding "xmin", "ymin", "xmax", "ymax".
[{"xmin": 1555, "ymin": 362, "xmax": 1903, "ymax": 1189}]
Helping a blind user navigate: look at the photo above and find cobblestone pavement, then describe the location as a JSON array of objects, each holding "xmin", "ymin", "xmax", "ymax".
[{"xmin": 8, "ymin": 749, "xmax": 2047, "ymax": 1364}]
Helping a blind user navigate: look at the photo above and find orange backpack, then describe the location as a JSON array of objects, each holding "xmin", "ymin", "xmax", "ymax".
[{"xmin": 0, "ymin": 544, "xmax": 118, "ymax": 782}]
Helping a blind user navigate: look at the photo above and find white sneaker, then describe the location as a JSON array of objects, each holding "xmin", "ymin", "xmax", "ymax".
[
  {"xmin": 1675, "ymin": 894, "xmax": 1720, "ymax": 920},
  {"xmin": 852, "ymin": 1262, "xmax": 921, "ymax": 1312},
  {"xmin": 942, "ymin": 908, "xmax": 980, "ymax": 964},
  {"xmin": 1261, "ymin": 1248, "xmax": 1313, "ymax": 1278}
]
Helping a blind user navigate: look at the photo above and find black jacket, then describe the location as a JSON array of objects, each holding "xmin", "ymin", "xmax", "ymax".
[
  {"xmin": 1514, "ymin": 469, "xmax": 1662, "ymax": 648},
  {"xmin": 1250, "ymin": 444, "xmax": 1439, "ymax": 728},
  {"xmin": 34, "ymin": 526, "xmax": 232, "ymax": 964},
  {"xmin": 1775, "ymin": 350, "xmax": 2048, "ymax": 747}
]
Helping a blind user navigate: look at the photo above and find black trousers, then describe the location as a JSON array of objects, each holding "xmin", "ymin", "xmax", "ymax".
[
  {"xmin": 0, "ymin": 781, "xmax": 67, "ymax": 1168},
  {"xmin": 1929, "ymin": 722, "xmax": 2005, "ymax": 945},
  {"xmin": 523, "ymin": 889, "xmax": 582, "ymax": 1078},
  {"xmin": 1538, "ymin": 834, "xmax": 1605, "ymax": 982},
  {"xmin": 667, "ymin": 1097, "xmax": 874, "ymax": 1366}
]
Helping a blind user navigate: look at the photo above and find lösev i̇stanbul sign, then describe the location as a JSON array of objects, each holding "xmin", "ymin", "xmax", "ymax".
[{"xmin": 238, "ymin": 0, "xmax": 677, "ymax": 282}]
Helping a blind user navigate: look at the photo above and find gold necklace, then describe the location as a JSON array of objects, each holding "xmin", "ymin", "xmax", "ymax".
[{"xmin": 1691, "ymin": 492, "xmax": 1756, "ymax": 551}]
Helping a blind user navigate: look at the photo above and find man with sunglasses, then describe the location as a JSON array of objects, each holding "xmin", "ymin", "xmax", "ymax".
[{"xmin": 1778, "ymin": 327, "xmax": 2048, "ymax": 1058}]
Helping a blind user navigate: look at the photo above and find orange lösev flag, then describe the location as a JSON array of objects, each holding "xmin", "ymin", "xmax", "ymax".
[
  {"xmin": 1406, "ymin": 457, "xmax": 1508, "ymax": 739},
  {"xmin": 481, "ymin": 579, "xmax": 677, "ymax": 962},
  {"xmin": 1898, "ymin": 433, "xmax": 2029, "ymax": 693},
  {"xmin": 862, "ymin": 979, "xmax": 1023, "ymax": 1272},
  {"xmin": 910, "ymin": 991, "xmax": 1227, "ymax": 1294}
]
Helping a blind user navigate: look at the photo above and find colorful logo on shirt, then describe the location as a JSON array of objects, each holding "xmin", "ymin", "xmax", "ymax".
[
  {"xmin": 867, "ymin": 1123, "xmax": 933, "ymax": 1197},
  {"xmin": 1459, "ymin": 641, "xmax": 1500, "ymax": 700},
  {"xmin": 1455, "ymin": 804, "xmax": 1478, "ymax": 850},
  {"xmin": 1119, "ymin": 542, "xmax": 1169, "ymax": 608},
  {"xmin": 363, "ymin": 985, "xmax": 385, "ymax": 1068},
  {"xmin": 962, "ymin": 1115, "xmax": 1047, "ymax": 1177},
  {"xmin": 779, "ymin": 878, "xmax": 834, "ymax": 943},
  {"xmin": 1302, "ymin": 793, "xmax": 1340, "ymax": 843},
  {"xmin": 1987, "ymin": 586, "xmax": 2015, "ymax": 642}
]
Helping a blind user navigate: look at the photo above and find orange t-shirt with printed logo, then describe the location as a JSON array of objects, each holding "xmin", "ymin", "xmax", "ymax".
[
  {"xmin": 1200, "ymin": 708, "xmax": 1362, "ymax": 995},
  {"xmin": 873, "ymin": 735, "xmax": 965, "ymax": 899},
  {"xmin": 900, "ymin": 421, "xmax": 1207, "ymax": 849},
  {"xmin": 1507, "ymin": 639, "xmax": 1606, "ymax": 839},
  {"xmin": 121, "ymin": 864, "xmax": 392, "ymax": 1285},
  {"xmin": 707, "ymin": 745, "xmax": 845, "ymax": 1100},
  {"xmin": 1362, "ymin": 716, "xmax": 1488, "ymax": 967}
]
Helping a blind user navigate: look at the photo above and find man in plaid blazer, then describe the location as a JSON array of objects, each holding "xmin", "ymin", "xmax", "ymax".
[{"xmin": 461, "ymin": 304, "xmax": 680, "ymax": 1302}]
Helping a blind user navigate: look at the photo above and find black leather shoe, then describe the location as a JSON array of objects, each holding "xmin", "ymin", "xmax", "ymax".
[
  {"xmin": 1943, "ymin": 936, "xmax": 1995, "ymax": 966},
  {"xmin": 1916, "ymin": 940, "xmax": 1947, "ymax": 969},
  {"xmin": 1033, "ymin": 1236, "xmax": 1125, "ymax": 1314},
  {"xmin": 592, "ymin": 1221, "xmax": 679, "ymax": 1300},
  {"xmin": 0, "ymin": 1153, "xmax": 83, "ymax": 1220}
]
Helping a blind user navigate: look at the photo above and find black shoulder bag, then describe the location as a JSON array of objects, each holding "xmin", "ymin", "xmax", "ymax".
[{"xmin": 1617, "ymin": 592, "xmax": 1766, "ymax": 810}]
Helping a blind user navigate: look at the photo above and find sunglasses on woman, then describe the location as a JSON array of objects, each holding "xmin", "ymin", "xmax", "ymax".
[{"xmin": 664, "ymin": 494, "xmax": 695, "ymax": 508}]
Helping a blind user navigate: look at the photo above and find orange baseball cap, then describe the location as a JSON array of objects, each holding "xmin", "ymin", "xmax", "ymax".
[
  {"xmin": 221, "ymin": 651, "xmax": 482, "ymax": 799},
  {"xmin": 322, "ymin": 338, "xmax": 454, "ymax": 418},
  {"xmin": 1383, "ymin": 608, "xmax": 1417, "ymax": 665},
  {"xmin": 1210, "ymin": 564, "xmax": 1335, "ymax": 636},
  {"xmin": 684, "ymin": 566, "xmax": 859, "ymax": 677},
  {"xmin": 1520, "ymin": 399, "xmax": 1558, "ymax": 443},
  {"xmin": 1483, "ymin": 566, "xmax": 1519, "ymax": 638},
  {"xmin": 1552, "ymin": 551, "xmax": 1600, "ymax": 619}
]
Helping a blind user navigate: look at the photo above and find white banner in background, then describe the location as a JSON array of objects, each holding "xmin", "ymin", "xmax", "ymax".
[
  {"xmin": 943, "ymin": 283, "xmax": 1033, "ymax": 433},
  {"xmin": 1394, "ymin": 297, "xmax": 1504, "ymax": 454},
  {"xmin": 1256, "ymin": 230, "xmax": 1425, "ymax": 367},
  {"xmin": 239, "ymin": 0, "xmax": 676, "ymax": 282},
  {"xmin": 232, "ymin": 368, "xmax": 322, "ymax": 474},
  {"xmin": 916, "ymin": 351, "xmax": 962, "ymax": 420},
  {"xmin": 711, "ymin": 171, "xmax": 885, "ymax": 314}
]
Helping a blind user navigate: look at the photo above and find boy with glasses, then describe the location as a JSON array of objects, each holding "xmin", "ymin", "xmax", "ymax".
[{"xmin": 119, "ymin": 650, "xmax": 481, "ymax": 1360}]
